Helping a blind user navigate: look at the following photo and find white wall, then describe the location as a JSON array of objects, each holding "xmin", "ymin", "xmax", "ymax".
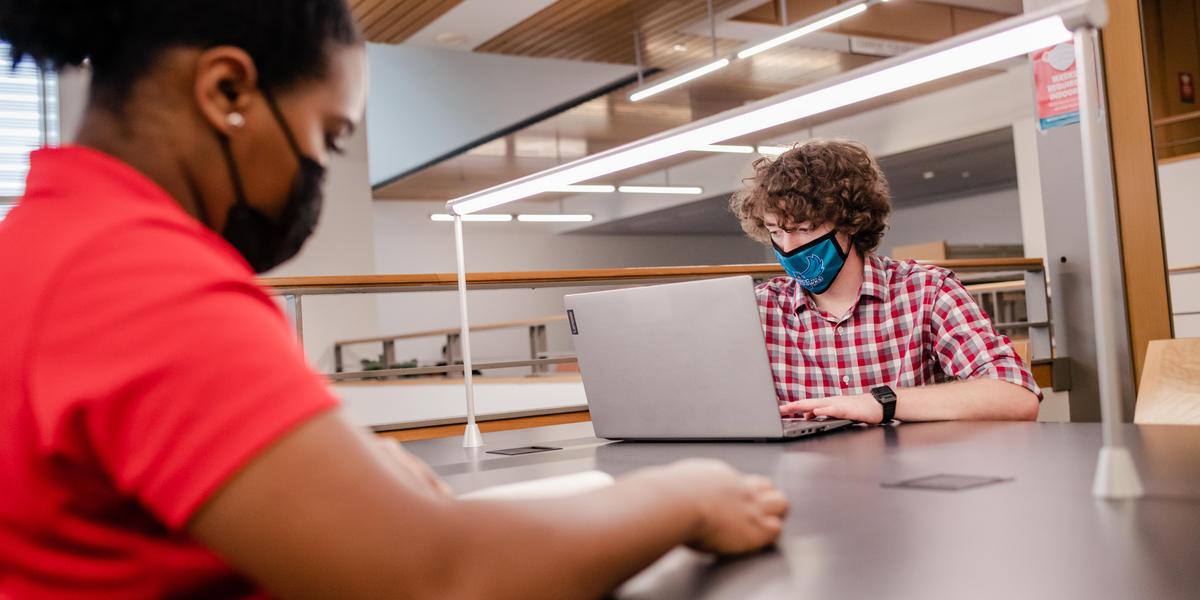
[
  {"xmin": 267, "ymin": 129, "xmax": 376, "ymax": 279},
  {"xmin": 1012, "ymin": 116, "xmax": 1048, "ymax": 260},
  {"xmin": 805, "ymin": 64, "xmax": 1034, "ymax": 157},
  {"xmin": 57, "ymin": 67, "xmax": 89, "ymax": 142},
  {"xmin": 337, "ymin": 379, "xmax": 586, "ymax": 429},
  {"xmin": 1159, "ymin": 156, "xmax": 1200, "ymax": 338},
  {"xmin": 266, "ymin": 126, "xmax": 380, "ymax": 373},
  {"xmin": 879, "ymin": 188, "xmax": 1024, "ymax": 255},
  {"xmin": 364, "ymin": 200, "xmax": 769, "ymax": 375},
  {"xmin": 366, "ymin": 43, "xmax": 635, "ymax": 186}
]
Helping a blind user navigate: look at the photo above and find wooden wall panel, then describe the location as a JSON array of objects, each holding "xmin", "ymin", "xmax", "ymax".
[{"xmin": 1141, "ymin": 0, "xmax": 1200, "ymax": 160}]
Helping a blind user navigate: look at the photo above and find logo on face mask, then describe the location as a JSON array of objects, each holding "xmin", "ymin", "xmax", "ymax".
[
  {"xmin": 211, "ymin": 89, "xmax": 327, "ymax": 274},
  {"xmin": 773, "ymin": 229, "xmax": 849, "ymax": 295}
]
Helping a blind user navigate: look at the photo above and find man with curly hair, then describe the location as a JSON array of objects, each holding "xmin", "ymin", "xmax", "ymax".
[{"xmin": 730, "ymin": 139, "xmax": 1040, "ymax": 424}]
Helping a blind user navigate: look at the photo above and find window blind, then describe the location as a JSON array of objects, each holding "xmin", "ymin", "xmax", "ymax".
[{"xmin": 0, "ymin": 41, "xmax": 58, "ymax": 211}]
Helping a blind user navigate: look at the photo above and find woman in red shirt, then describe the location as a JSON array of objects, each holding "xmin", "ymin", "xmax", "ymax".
[{"xmin": 0, "ymin": 1, "xmax": 787, "ymax": 598}]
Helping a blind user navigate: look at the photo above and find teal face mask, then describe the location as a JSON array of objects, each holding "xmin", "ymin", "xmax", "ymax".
[{"xmin": 772, "ymin": 230, "xmax": 849, "ymax": 295}]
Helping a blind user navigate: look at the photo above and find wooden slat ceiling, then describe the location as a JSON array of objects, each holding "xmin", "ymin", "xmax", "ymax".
[
  {"xmin": 736, "ymin": 0, "xmax": 1017, "ymax": 41},
  {"xmin": 351, "ymin": 0, "xmax": 464, "ymax": 44},
  {"xmin": 475, "ymin": 0, "xmax": 753, "ymax": 74},
  {"xmin": 364, "ymin": 0, "xmax": 1016, "ymax": 201}
]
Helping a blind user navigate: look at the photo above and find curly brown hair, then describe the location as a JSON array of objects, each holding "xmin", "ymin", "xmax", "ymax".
[{"xmin": 729, "ymin": 139, "xmax": 891, "ymax": 255}]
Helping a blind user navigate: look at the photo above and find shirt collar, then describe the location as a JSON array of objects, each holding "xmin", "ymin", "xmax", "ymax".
[
  {"xmin": 789, "ymin": 252, "xmax": 891, "ymax": 313},
  {"xmin": 24, "ymin": 145, "xmax": 176, "ymax": 209},
  {"xmin": 860, "ymin": 254, "xmax": 891, "ymax": 303}
]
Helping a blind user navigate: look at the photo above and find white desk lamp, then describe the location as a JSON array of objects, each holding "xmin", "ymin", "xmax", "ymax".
[
  {"xmin": 1074, "ymin": 24, "xmax": 1143, "ymax": 498},
  {"xmin": 453, "ymin": 215, "xmax": 483, "ymax": 448}
]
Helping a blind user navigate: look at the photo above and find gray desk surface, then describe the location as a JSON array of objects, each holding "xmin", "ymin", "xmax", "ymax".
[{"xmin": 403, "ymin": 422, "xmax": 1200, "ymax": 599}]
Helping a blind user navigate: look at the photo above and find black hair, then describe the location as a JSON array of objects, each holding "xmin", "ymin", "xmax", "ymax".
[{"xmin": 0, "ymin": 1, "xmax": 361, "ymax": 105}]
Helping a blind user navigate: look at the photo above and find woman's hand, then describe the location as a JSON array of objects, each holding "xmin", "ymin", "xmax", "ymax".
[
  {"xmin": 635, "ymin": 459, "xmax": 789, "ymax": 555},
  {"xmin": 374, "ymin": 438, "xmax": 454, "ymax": 499}
]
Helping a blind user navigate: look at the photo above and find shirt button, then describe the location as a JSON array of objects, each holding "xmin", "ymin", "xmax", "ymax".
[{"xmin": 842, "ymin": 375, "xmax": 849, "ymax": 384}]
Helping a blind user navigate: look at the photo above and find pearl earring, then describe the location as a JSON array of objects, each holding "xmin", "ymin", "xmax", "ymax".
[{"xmin": 226, "ymin": 112, "xmax": 245, "ymax": 128}]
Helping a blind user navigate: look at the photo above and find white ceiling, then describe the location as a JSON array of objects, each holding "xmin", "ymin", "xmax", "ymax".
[
  {"xmin": 925, "ymin": 0, "xmax": 1024, "ymax": 13},
  {"xmin": 404, "ymin": 0, "xmax": 557, "ymax": 51},
  {"xmin": 571, "ymin": 128, "xmax": 1018, "ymax": 235}
]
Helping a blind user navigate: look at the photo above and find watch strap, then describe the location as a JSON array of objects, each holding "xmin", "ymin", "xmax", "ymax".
[{"xmin": 870, "ymin": 385, "xmax": 897, "ymax": 423}]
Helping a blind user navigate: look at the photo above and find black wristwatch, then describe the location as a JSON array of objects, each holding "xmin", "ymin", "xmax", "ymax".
[{"xmin": 870, "ymin": 385, "xmax": 897, "ymax": 424}]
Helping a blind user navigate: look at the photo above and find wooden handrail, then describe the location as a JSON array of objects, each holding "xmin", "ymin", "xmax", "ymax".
[
  {"xmin": 1170, "ymin": 263, "xmax": 1200, "ymax": 276},
  {"xmin": 338, "ymin": 315, "xmax": 566, "ymax": 346},
  {"xmin": 964, "ymin": 280, "xmax": 1024, "ymax": 293},
  {"xmin": 1153, "ymin": 109, "xmax": 1200, "ymax": 127},
  {"xmin": 261, "ymin": 259, "xmax": 1044, "ymax": 295}
]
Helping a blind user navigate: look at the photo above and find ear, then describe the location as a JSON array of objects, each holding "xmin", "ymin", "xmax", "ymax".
[
  {"xmin": 193, "ymin": 46, "xmax": 259, "ymax": 135},
  {"xmin": 837, "ymin": 229, "xmax": 854, "ymax": 251}
]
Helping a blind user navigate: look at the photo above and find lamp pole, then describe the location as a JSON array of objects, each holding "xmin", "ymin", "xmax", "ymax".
[
  {"xmin": 453, "ymin": 215, "xmax": 484, "ymax": 448},
  {"xmin": 1073, "ymin": 22, "xmax": 1142, "ymax": 499}
]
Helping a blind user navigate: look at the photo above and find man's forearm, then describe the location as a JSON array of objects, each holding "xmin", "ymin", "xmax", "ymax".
[{"xmin": 894, "ymin": 378, "xmax": 1039, "ymax": 422}]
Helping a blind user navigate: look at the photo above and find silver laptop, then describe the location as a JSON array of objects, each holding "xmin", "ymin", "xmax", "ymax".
[{"xmin": 563, "ymin": 276, "xmax": 852, "ymax": 441}]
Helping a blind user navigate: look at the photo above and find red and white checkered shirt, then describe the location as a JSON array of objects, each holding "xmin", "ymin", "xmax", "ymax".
[{"xmin": 756, "ymin": 254, "xmax": 1040, "ymax": 405}]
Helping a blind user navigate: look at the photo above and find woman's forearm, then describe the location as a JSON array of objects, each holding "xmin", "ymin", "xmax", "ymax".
[{"xmin": 429, "ymin": 469, "xmax": 704, "ymax": 600}]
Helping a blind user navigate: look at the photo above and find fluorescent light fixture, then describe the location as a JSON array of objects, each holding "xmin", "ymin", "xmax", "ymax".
[
  {"xmin": 448, "ymin": 3, "xmax": 1092, "ymax": 215},
  {"xmin": 756, "ymin": 145, "xmax": 790, "ymax": 156},
  {"xmin": 629, "ymin": 58, "xmax": 730, "ymax": 102},
  {"xmin": 737, "ymin": 3, "xmax": 869, "ymax": 60},
  {"xmin": 430, "ymin": 213, "xmax": 513, "ymax": 222},
  {"xmin": 548, "ymin": 184, "xmax": 616, "ymax": 193},
  {"xmin": 694, "ymin": 144, "xmax": 755, "ymax": 153},
  {"xmin": 516, "ymin": 214, "xmax": 595, "ymax": 222},
  {"xmin": 617, "ymin": 185, "xmax": 704, "ymax": 195},
  {"xmin": 632, "ymin": 0, "xmax": 876, "ymax": 104}
]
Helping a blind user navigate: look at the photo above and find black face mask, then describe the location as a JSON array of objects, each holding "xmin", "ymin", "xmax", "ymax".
[{"xmin": 214, "ymin": 90, "xmax": 326, "ymax": 274}]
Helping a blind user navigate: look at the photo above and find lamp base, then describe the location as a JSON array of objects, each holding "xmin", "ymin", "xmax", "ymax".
[
  {"xmin": 1092, "ymin": 446, "xmax": 1144, "ymax": 499},
  {"xmin": 462, "ymin": 423, "xmax": 484, "ymax": 448}
]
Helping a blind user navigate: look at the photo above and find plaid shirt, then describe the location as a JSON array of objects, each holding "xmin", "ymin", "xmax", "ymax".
[{"xmin": 756, "ymin": 254, "xmax": 1040, "ymax": 405}]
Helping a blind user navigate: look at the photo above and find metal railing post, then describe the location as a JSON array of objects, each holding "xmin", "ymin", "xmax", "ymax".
[
  {"xmin": 445, "ymin": 333, "xmax": 462, "ymax": 378},
  {"xmin": 528, "ymin": 324, "xmax": 550, "ymax": 375},
  {"xmin": 1024, "ymin": 268, "xmax": 1052, "ymax": 362},
  {"xmin": 284, "ymin": 294, "xmax": 304, "ymax": 348},
  {"xmin": 382, "ymin": 340, "xmax": 396, "ymax": 370}
]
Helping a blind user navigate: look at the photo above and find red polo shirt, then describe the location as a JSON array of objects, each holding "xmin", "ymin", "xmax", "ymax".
[{"xmin": 0, "ymin": 147, "xmax": 338, "ymax": 597}]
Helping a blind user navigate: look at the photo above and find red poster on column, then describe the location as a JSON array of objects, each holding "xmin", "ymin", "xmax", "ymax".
[{"xmin": 1032, "ymin": 42, "xmax": 1079, "ymax": 131}]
